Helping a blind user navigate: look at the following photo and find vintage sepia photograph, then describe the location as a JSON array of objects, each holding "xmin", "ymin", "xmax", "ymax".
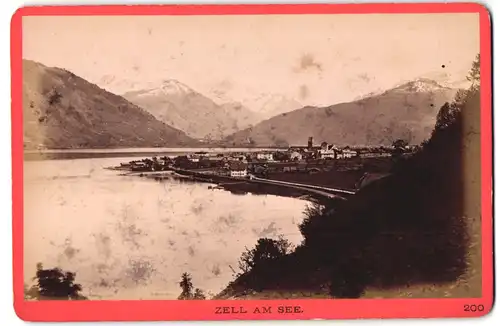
[{"xmin": 20, "ymin": 11, "xmax": 483, "ymax": 302}]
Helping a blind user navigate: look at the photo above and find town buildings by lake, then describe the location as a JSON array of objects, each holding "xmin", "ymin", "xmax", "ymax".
[{"xmin": 117, "ymin": 137, "xmax": 416, "ymax": 186}]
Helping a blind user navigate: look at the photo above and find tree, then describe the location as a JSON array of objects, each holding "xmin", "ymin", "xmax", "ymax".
[
  {"xmin": 299, "ymin": 203, "xmax": 327, "ymax": 240},
  {"xmin": 152, "ymin": 156, "xmax": 164, "ymax": 171},
  {"xmin": 392, "ymin": 139, "xmax": 408, "ymax": 149},
  {"xmin": 253, "ymin": 164, "xmax": 268, "ymax": 178},
  {"xmin": 173, "ymin": 155, "xmax": 190, "ymax": 168},
  {"xmin": 193, "ymin": 288, "xmax": 207, "ymax": 300},
  {"xmin": 25, "ymin": 263, "xmax": 87, "ymax": 300},
  {"xmin": 178, "ymin": 272, "xmax": 194, "ymax": 300},
  {"xmin": 238, "ymin": 236, "xmax": 292, "ymax": 274},
  {"xmin": 274, "ymin": 151, "xmax": 290, "ymax": 162},
  {"xmin": 434, "ymin": 102, "xmax": 460, "ymax": 132},
  {"xmin": 391, "ymin": 139, "xmax": 408, "ymax": 159},
  {"xmin": 433, "ymin": 53, "xmax": 480, "ymax": 137},
  {"xmin": 178, "ymin": 272, "xmax": 206, "ymax": 300},
  {"xmin": 466, "ymin": 53, "xmax": 480, "ymax": 90}
]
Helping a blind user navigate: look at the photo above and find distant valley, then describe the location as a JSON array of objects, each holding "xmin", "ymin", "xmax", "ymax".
[{"xmin": 246, "ymin": 94, "xmax": 304, "ymax": 120}]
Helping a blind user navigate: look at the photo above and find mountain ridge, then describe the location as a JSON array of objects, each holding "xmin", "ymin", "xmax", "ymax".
[
  {"xmin": 122, "ymin": 81, "xmax": 261, "ymax": 140},
  {"xmin": 22, "ymin": 59, "xmax": 198, "ymax": 149},
  {"xmin": 224, "ymin": 79, "xmax": 459, "ymax": 147}
]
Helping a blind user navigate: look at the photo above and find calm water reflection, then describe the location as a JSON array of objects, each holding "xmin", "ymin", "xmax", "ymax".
[{"xmin": 23, "ymin": 157, "xmax": 307, "ymax": 299}]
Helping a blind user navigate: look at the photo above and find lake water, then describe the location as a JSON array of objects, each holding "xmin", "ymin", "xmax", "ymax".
[{"xmin": 23, "ymin": 157, "xmax": 308, "ymax": 300}]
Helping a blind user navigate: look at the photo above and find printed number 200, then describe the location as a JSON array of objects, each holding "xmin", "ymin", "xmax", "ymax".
[{"xmin": 464, "ymin": 304, "xmax": 484, "ymax": 312}]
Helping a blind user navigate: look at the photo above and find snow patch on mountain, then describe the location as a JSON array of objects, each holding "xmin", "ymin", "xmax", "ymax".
[
  {"xmin": 158, "ymin": 79, "xmax": 193, "ymax": 95},
  {"xmin": 133, "ymin": 79, "xmax": 194, "ymax": 97},
  {"xmin": 393, "ymin": 78, "xmax": 450, "ymax": 93}
]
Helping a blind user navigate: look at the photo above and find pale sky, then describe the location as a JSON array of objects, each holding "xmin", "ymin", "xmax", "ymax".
[{"xmin": 23, "ymin": 13, "xmax": 479, "ymax": 111}]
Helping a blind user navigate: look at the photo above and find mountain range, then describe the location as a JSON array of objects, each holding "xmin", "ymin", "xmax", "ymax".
[
  {"xmin": 122, "ymin": 81, "xmax": 260, "ymax": 140},
  {"xmin": 21, "ymin": 59, "xmax": 460, "ymax": 149},
  {"xmin": 22, "ymin": 60, "xmax": 197, "ymax": 149},
  {"xmin": 224, "ymin": 78, "xmax": 459, "ymax": 147}
]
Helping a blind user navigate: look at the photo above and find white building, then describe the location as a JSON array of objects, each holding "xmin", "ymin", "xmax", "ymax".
[
  {"xmin": 337, "ymin": 149, "xmax": 357, "ymax": 159},
  {"xmin": 256, "ymin": 152, "xmax": 274, "ymax": 161},
  {"xmin": 319, "ymin": 149, "xmax": 336, "ymax": 159},
  {"xmin": 290, "ymin": 151, "xmax": 303, "ymax": 161},
  {"xmin": 230, "ymin": 169, "xmax": 248, "ymax": 178},
  {"xmin": 229, "ymin": 161, "xmax": 248, "ymax": 178},
  {"xmin": 319, "ymin": 143, "xmax": 338, "ymax": 159},
  {"xmin": 188, "ymin": 155, "xmax": 200, "ymax": 162}
]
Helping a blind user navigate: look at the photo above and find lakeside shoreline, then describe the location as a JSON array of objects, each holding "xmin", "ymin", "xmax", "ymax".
[
  {"xmin": 23, "ymin": 147, "xmax": 286, "ymax": 161},
  {"xmin": 134, "ymin": 169, "xmax": 353, "ymax": 205}
]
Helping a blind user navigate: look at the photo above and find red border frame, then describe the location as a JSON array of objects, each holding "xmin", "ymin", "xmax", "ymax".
[{"xmin": 11, "ymin": 3, "xmax": 493, "ymax": 321}]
